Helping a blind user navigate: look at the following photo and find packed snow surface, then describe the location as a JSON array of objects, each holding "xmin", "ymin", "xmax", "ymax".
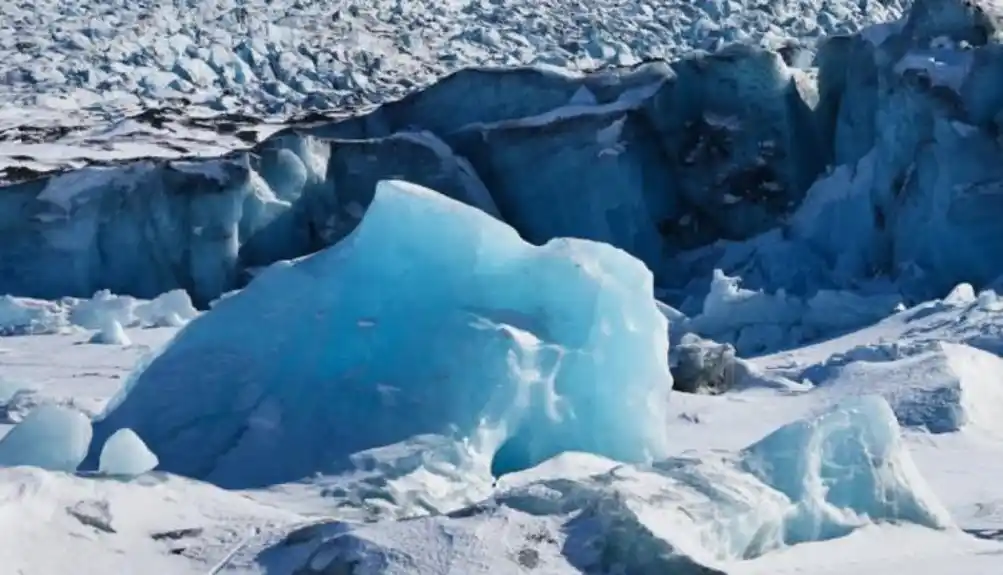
[{"xmin": 90, "ymin": 180, "xmax": 674, "ymax": 487}]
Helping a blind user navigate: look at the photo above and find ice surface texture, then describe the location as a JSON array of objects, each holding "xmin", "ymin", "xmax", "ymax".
[
  {"xmin": 98, "ymin": 428, "xmax": 158, "ymax": 476},
  {"xmin": 278, "ymin": 396, "xmax": 951, "ymax": 574},
  {"xmin": 90, "ymin": 180, "xmax": 673, "ymax": 488},
  {"xmin": 0, "ymin": 405, "xmax": 92, "ymax": 472}
]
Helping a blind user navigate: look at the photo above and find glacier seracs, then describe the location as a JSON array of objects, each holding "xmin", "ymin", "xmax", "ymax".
[{"xmin": 89, "ymin": 180, "xmax": 673, "ymax": 488}]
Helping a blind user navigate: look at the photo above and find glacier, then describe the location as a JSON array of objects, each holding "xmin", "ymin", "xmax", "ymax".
[
  {"xmin": 98, "ymin": 428, "xmax": 159, "ymax": 477},
  {"xmin": 4, "ymin": 0, "xmax": 1003, "ymax": 356},
  {"xmin": 88, "ymin": 180, "xmax": 673, "ymax": 488}
]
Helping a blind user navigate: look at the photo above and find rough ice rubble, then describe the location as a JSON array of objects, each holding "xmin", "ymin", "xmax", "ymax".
[
  {"xmin": 98, "ymin": 428, "xmax": 159, "ymax": 476},
  {"xmin": 0, "ymin": 405, "xmax": 92, "ymax": 472},
  {"xmin": 89, "ymin": 180, "xmax": 673, "ymax": 488},
  {"xmin": 275, "ymin": 397, "xmax": 952, "ymax": 574},
  {"xmin": 0, "ymin": 0, "xmax": 909, "ymax": 122},
  {"xmin": 669, "ymin": 269, "xmax": 901, "ymax": 355},
  {"xmin": 0, "ymin": 289, "xmax": 197, "ymax": 337}
]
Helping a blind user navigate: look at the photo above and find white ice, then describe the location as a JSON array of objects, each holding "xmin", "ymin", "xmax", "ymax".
[{"xmin": 98, "ymin": 428, "xmax": 158, "ymax": 476}]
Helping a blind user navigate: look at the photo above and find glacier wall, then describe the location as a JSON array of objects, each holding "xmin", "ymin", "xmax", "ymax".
[
  {"xmin": 3, "ymin": 0, "xmax": 1003, "ymax": 318},
  {"xmin": 0, "ymin": 45, "xmax": 822, "ymax": 306}
]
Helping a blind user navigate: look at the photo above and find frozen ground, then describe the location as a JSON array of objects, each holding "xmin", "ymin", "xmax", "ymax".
[{"xmin": 0, "ymin": 0, "xmax": 909, "ymax": 179}]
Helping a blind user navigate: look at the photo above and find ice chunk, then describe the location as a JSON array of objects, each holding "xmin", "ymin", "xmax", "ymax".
[
  {"xmin": 98, "ymin": 428, "xmax": 158, "ymax": 476},
  {"xmin": 942, "ymin": 282, "xmax": 976, "ymax": 307},
  {"xmin": 741, "ymin": 395, "xmax": 952, "ymax": 544},
  {"xmin": 0, "ymin": 406, "xmax": 93, "ymax": 472},
  {"xmin": 671, "ymin": 334, "xmax": 737, "ymax": 394},
  {"xmin": 91, "ymin": 180, "xmax": 672, "ymax": 488},
  {"xmin": 88, "ymin": 319, "xmax": 130, "ymax": 345}
]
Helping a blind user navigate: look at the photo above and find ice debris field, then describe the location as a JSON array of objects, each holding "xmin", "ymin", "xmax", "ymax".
[{"xmin": 5, "ymin": 0, "xmax": 1003, "ymax": 573}]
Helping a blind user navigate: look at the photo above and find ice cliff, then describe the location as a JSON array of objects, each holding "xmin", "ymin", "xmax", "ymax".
[{"xmin": 3, "ymin": 0, "xmax": 1003, "ymax": 344}]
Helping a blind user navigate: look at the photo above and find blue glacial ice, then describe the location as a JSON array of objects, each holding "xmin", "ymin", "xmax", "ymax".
[
  {"xmin": 0, "ymin": 405, "xmax": 92, "ymax": 472},
  {"xmin": 89, "ymin": 180, "xmax": 673, "ymax": 488},
  {"xmin": 98, "ymin": 428, "xmax": 159, "ymax": 476}
]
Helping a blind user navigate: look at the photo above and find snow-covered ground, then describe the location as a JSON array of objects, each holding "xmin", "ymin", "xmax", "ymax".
[
  {"xmin": 0, "ymin": 0, "xmax": 909, "ymax": 179},
  {"xmin": 3, "ymin": 288, "xmax": 1003, "ymax": 573}
]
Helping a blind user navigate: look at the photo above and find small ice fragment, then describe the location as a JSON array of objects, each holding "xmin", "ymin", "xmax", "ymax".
[
  {"xmin": 98, "ymin": 428, "xmax": 159, "ymax": 476},
  {"xmin": 943, "ymin": 283, "xmax": 975, "ymax": 307},
  {"xmin": 89, "ymin": 319, "xmax": 131, "ymax": 345}
]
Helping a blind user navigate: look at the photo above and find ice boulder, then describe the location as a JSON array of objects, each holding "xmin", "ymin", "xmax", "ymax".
[
  {"xmin": 91, "ymin": 180, "xmax": 673, "ymax": 488},
  {"xmin": 88, "ymin": 319, "xmax": 131, "ymax": 345},
  {"xmin": 670, "ymin": 334, "xmax": 738, "ymax": 394},
  {"xmin": 0, "ymin": 406, "xmax": 93, "ymax": 472},
  {"xmin": 98, "ymin": 428, "xmax": 158, "ymax": 476},
  {"xmin": 742, "ymin": 395, "xmax": 952, "ymax": 544}
]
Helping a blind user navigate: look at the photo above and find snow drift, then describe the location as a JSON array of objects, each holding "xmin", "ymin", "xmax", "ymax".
[{"xmin": 89, "ymin": 180, "xmax": 673, "ymax": 488}]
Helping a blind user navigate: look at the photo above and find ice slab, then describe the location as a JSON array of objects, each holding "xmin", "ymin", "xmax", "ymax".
[
  {"xmin": 91, "ymin": 180, "xmax": 673, "ymax": 488},
  {"xmin": 98, "ymin": 428, "xmax": 158, "ymax": 476},
  {"xmin": 0, "ymin": 406, "xmax": 93, "ymax": 472}
]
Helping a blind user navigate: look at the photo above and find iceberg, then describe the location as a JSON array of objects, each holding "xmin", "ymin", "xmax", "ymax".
[
  {"xmin": 90, "ymin": 180, "xmax": 673, "ymax": 488},
  {"xmin": 0, "ymin": 406, "xmax": 93, "ymax": 472},
  {"xmin": 98, "ymin": 428, "xmax": 159, "ymax": 476}
]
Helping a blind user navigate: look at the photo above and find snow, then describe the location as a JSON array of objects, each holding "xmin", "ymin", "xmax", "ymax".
[
  {"xmin": 0, "ymin": 405, "xmax": 92, "ymax": 472},
  {"xmin": 98, "ymin": 428, "xmax": 159, "ymax": 476},
  {"xmin": 89, "ymin": 180, "xmax": 674, "ymax": 488}
]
